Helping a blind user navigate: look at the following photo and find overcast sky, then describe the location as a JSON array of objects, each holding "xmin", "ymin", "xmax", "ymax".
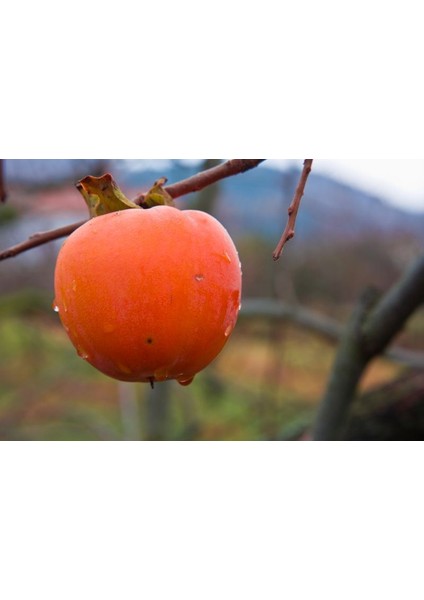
[
  {"xmin": 124, "ymin": 159, "xmax": 424, "ymax": 213},
  {"xmin": 266, "ymin": 159, "xmax": 424, "ymax": 213}
]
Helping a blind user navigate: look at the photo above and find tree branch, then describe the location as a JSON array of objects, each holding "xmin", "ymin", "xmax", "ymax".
[
  {"xmin": 0, "ymin": 159, "xmax": 266, "ymax": 261},
  {"xmin": 0, "ymin": 159, "xmax": 6, "ymax": 203},
  {"xmin": 311, "ymin": 290, "xmax": 375, "ymax": 441},
  {"xmin": 240, "ymin": 298, "xmax": 342, "ymax": 342},
  {"xmin": 272, "ymin": 159, "xmax": 313, "ymax": 260},
  {"xmin": 311, "ymin": 252, "xmax": 424, "ymax": 440},
  {"xmin": 362, "ymin": 254, "xmax": 424, "ymax": 357},
  {"xmin": 133, "ymin": 159, "xmax": 265, "ymax": 204},
  {"xmin": 240, "ymin": 297, "xmax": 424, "ymax": 369},
  {"xmin": 0, "ymin": 221, "xmax": 87, "ymax": 260}
]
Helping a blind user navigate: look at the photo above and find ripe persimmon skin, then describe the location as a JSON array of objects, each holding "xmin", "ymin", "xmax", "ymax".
[{"xmin": 54, "ymin": 206, "xmax": 242, "ymax": 384}]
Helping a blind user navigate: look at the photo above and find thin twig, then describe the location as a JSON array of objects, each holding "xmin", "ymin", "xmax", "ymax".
[
  {"xmin": 272, "ymin": 159, "xmax": 313, "ymax": 260},
  {"xmin": 0, "ymin": 159, "xmax": 6, "ymax": 203},
  {"xmin": 0, "ymin": 159, "xmax": 265, "ymax": 261},
  {"xmin": 0, "ymin": 221, "xmax": 87, "ymax": 260}
]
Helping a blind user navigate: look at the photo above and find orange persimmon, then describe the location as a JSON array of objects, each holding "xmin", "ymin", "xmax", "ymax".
[{"xmin": 54, "ymin": 206, "xmax": 242, "ymax": 386}]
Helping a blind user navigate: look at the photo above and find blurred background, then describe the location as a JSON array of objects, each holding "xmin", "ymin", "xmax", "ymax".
[{"xmin": 1, "ymin": 159, "xmax": 423, "ymax": 440}]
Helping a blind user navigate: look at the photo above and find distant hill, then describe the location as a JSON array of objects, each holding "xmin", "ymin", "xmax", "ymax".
[
  {"xmin": 4, "ymin": 159, "xmax": 424, "ymax": 245},
  {"xmin": 115, "ymin": 162, "xmax": 424, "ymax": 243}
]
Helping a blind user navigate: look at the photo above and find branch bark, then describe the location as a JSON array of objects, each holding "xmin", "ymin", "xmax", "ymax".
[
  {"xmin": 272, "ymin": 159, "xmax": 313, "ymax": 260},
  {"xmin": 134, "ymin": 159, "xmax": 265, "ymax": 205},
  {"xmin": 311, "ymin": 252, "xmax": 424, "ymax": 440},
  {"xmin": 0, "ymin": 159, "xmax": 265, "ymax": 261},
  {"xmin": 0, "ymin": 159, "xmax": 6, "ymax": 203},
  {"xmin": 0, "ymin": 220, "xmax": 86, "ymax": 260}
]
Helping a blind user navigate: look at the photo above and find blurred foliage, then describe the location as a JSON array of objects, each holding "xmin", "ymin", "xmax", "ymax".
[
  {"xmin": 0, "ymin": 289, "xmax": 53, "ymax": 317},
  {"xmin": 0, "ymin": 291, "xmax": 411, "ymax": 441},
  {"xmin": 0, "ymin": 204, "xmax": 19, "ymax": 226}
]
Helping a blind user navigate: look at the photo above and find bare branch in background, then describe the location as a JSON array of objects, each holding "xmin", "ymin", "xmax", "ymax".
[
  {"xmin": 272, "ymin": 159, "xmax": 313, "ymax": 260},
  {"xmin": 0, "ymin": 159, "xmax": 266, "ymax": 261},
  {"xmin": 311, "ymin": 252, "xmax": 424, "ymax": 440},
  {"xmin": 240, "ymin": 297, "xmax": 424, "ymax": 370},
  {"xmin": 0, "ymin": 159, "xmax": 6, "ymax": 203}
]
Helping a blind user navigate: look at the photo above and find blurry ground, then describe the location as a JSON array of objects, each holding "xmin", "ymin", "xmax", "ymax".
[{"xmin": 1, "ymin": 292, "xmax": 418, "ymax": 441}]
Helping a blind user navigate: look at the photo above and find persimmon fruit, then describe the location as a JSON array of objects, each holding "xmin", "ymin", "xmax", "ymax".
[{"xmin": 54, "ymin": 206, "xmax": 242, "ymax": 386}]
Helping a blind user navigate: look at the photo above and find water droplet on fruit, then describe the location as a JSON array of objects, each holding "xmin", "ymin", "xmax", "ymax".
[
  {"xmin": 238, "ymin": 303, "xmax": 242, "ymax": 311},
  {"xmin": 194, "ymin": 274, "xmax": 204, "ymax": 282},
  {"xmin": 76, "ymin": 345, "xmax": 89, "ymax": 360},
  {"xmin": 52, "ymin": 302, "xmax": 59, "ymax": 313},
  {"xmin": 224, "ymin": 324, "xmax": 233, "ymax": 337},
  {"xmin": 72, "ymin": 280, "xmax": 77, "ymax": 292},
  {"xmin": 117, "ymin": 363, "xmax": 132, "ymax": 375},
  {"xmin": 223, "ymin": 252, "xmax": 232, "ymax": 263},
  {"xmin": 178, "ymin": 376, "xmax": 194, "ymax": 387}
]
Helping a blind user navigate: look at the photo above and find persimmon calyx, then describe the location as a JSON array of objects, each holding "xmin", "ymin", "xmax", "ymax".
[
  {"xmin": 76, "ymin": 173, "xmax": 139, "ymax": 218},
  {"xmin": 76, "ymin": 174, "xmax": 175, "ymax": 218},
  {"xmin": 140, "ymin": 177, "xmax": 175, "ymax": 208}
]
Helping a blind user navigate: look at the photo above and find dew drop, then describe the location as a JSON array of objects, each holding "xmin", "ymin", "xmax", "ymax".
[
  {"xmin": 76, "ymin": 346, "xmax": 89, "ymax": 360},
  {"xmin": 238, "ymin": 303, "xmax": 242, "ymax": 311},
  {"xmin": 223, "ymin": 252, "xmax": 232, "ymax": 263},
  {"xmin": 178, "ymin": 376, "xmax": 194, "ymax": 387},
  {"xmin": 194, "ymin": 273, "xmax": 204, "ymax": 282},
  {"xmin": 52, "ymin": 302, "xmax": 59, "ymax": 313},
  {"xmin": 224, "ymin": 324, "xmax": 233, "ymax": 337}
]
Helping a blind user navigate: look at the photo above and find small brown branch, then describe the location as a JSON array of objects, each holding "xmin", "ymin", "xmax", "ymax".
[
  {"xmin": 134, "ymin": 159, "xmax": 265, "ymax": 205},
  {"xmin": 0, "ymin": 159, "xmax": 265, "ymax": 261},
  {"xmin": 272, "ymin": 159, "xmax": 313, "ymax": 260},
  {"xmin": 0, "ymin": 159, "xmax": 7, "ymax": 203},
  {"xmin": 0, "ymin": 220, "xmax": 87, "ymax": 260}
]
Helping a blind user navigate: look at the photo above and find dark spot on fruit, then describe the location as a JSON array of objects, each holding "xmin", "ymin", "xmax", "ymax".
[{"xmin": 146, "ymin": 337, "xmax": 153, "ymax": 344}]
